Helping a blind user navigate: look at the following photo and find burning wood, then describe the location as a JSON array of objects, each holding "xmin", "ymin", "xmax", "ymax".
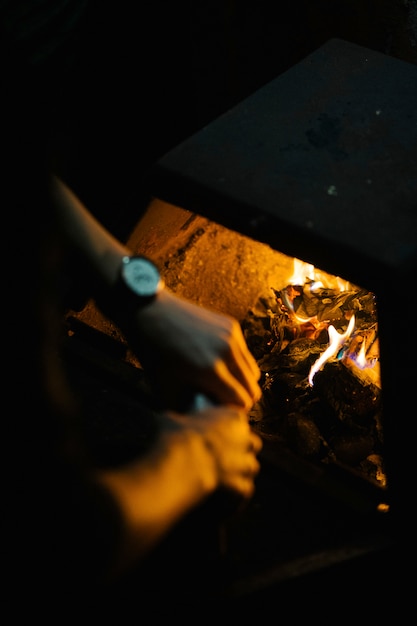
[{"xmin": 243, "ymin": 259, "xmax": 385, "ymax": 488}]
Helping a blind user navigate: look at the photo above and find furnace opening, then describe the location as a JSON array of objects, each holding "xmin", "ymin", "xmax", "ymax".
[
  {"xmin": 243, "ymin": 257, "xmax": 384, "ymax": 490},
  {"xmin": 71, "ymin": 198, "xmax": 386, "ymax": 498}
]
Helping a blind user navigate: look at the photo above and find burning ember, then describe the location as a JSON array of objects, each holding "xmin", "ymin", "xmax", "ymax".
[{"xmin": 243, "ymin": 258, "xmax": 385, "ymax": 488}]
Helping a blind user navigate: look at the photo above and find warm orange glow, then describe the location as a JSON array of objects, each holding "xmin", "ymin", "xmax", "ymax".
[
  {"xmin": 282, "ymin": 258, "xmax": 381, "ymax": 388},
  {"xmin": 356, "ymin": 338, "xmax": 368, "ymax": 368},
  {"xmin": 288, "ymin": 257, "xmax": 315, "ymax": 285},
  {"xmin": 308, "ymin": 315, "xmax": 356, "ymax": 385},
  {"xmin": 289, "ymin": 257, "xmax": 351, "ymax": 293}
]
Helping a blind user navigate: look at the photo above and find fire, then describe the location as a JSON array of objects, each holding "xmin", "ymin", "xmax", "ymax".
[
  {"xmin": 288, "ymin": 257, "xmax": 350, "ymax": 293},
  {"xmin": 289, "ymin": 258, "xmax": 315, "ymax": 285},
  {"xmin": 308, "ymin": 315, "xmax": 355, "ymax": 385},
  {"xmin": 278, "ymin": 257, "xmax": 381, "ymax": 387},
  {"xmin": 357, "ymin": 340, "xmax": 368, "ymax": 368},
  {"xmin": 244, "ymin": 253, "xmax": 384, "ymax": 487}
]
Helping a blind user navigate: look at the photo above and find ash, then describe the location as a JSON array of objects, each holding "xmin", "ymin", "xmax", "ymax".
[{"xmin": 243, "ymin": 282, "xmax": 385, "ymax": 489}]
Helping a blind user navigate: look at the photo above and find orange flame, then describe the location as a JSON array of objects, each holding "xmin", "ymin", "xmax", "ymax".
[{"xmin": 308, "ymin": 315, "xmax": 356, "ymax": 385}]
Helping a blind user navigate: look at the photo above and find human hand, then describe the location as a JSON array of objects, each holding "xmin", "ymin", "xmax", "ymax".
[
  {"xmin": 49, "ymin": 178, "xmax": 260, "ymax": 409},
  {"xmin": 97, "ymin": 402, "xmax": 263, "ymax": 570},
  {"xmin": 125, "ymin": 288, "xmax": 262, "ymax": 410},
  {"xmin": 160, "ymin": 404, "xmax": 263, "ymax": 500}
]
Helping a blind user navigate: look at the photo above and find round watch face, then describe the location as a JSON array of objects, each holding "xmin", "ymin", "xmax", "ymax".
[{"xmin": 121, "ymin": 256, "xmax": 161, "ymax": 297}]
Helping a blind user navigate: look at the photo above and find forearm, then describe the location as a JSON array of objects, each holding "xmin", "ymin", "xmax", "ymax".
[
  {"xmin": 49, "ymin": 175, "xmax": 261, "ymax": 410},
  {"xmin": 96, "ymin": 428, "xmax": 217, "ymax": 576},
  {"xmin": 49, "ymin": 174, "xmax": 129, "ymax": 289}
]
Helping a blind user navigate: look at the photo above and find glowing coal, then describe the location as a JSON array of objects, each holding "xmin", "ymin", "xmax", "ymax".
[{"xmin": 243, "ymin": 258, "xmax": 384, "ymax": 487}]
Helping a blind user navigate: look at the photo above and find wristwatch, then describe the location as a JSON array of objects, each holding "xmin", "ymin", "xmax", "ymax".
[{"xmin": 115, "ymin": 255, "xmax": 164, "ymax": 309}]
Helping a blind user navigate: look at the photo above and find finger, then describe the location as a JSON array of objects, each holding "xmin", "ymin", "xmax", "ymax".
[
  {"xmin": 228, "ymin": 320, "xmax": 261, "ymax": 378},
  {"xmin": 248, "ymin": 431, "xmax": 263, "ymax": 454},
  {"xmin": 218, "ymin": 356, "xmax": 261, "ymax": 408},
  {"xmin": 223, "ymin": 476, "xmax": 256, "ymax": 500},
  {"xmin": 234, "ymin": 326, "xmax": 261, "ymax": 380},
  {"xmin": 229, "ymin": 360, "xmax": 262, "ymax": 405},
  {"xmin": 211, "ymin": 360, "xmax": 257, "ymax": 409},
  {"xmin": 242, "ymin": 455, "xmax": 261, "ymax": 477},
  {"xmin": 227, "ymin": 336, "xmax": 262, "ymax": 403}
]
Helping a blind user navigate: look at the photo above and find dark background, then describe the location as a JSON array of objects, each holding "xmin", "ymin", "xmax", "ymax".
[{"xmin": 59, "ymin": 0, "xmax": 417, "ymax": 240}]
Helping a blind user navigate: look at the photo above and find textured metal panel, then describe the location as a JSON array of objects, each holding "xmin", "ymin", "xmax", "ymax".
[{"xmin": 148, "ymin": 38, "xmax": 417, "ymax": 291}]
